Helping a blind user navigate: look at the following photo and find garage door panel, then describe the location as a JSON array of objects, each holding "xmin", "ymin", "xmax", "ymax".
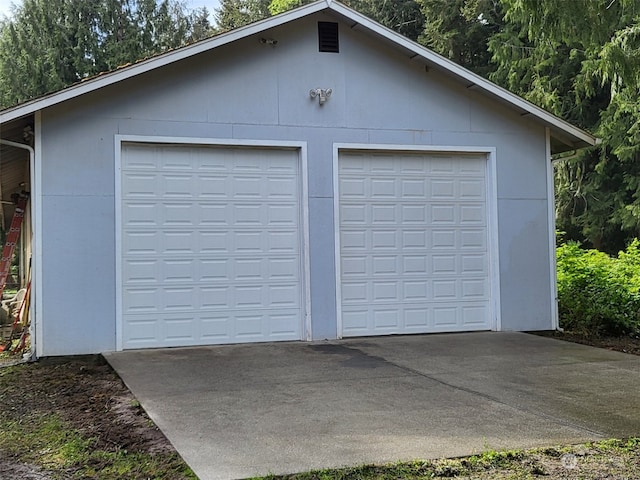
[
  {"xmin": 119, "ymin": 229, "xmax": 300, "ymax": 257},
  {"xmin": 460, "ymin": 229, "xmax": 486, "ymax": 249},
  {"xmin": 371, "ymin": 230, "xmax": 397, "ymax": 249},
  {"xmin": 341, "ymin": 277, "xmax": 489, "ymax": 306},
  {"xmin": 460, "ymin": 205, "xmax": 485, "ymax": 224},
  {"xmin": 121, "ymin": 145, "xmax": 303, "ymax": 349},
  {"xmin": 341, "ymin": 282, "xmax": 368, "ymax": 303},
  {"xmin": 122, "ymin": 172, "xmax": 158, "ymax": 198},
  {"xmin": 461, "ymin": 254, "xmax": 487, "ymax": 274},
  {"xmin": 402, "ymin": 230, "xmax": 427, "ymax": 249},
  {"xmin": 460, "ymin": 179, "xmax": 485, "ymax": 199},
  {"xmin": 124, "ymin": 287, "xmax": 160, "ymax": 314},
  {"xmin": 403, "ymin": 280, "xmax": 429, "ymax": 301},
  {"xmin": 462, "ymin": 278, "xmax": 488, "ymax": 299},
  {"xmin": 164, "ymin": 287, "xmax": 196, "ymax": 311},
  {"xmin": 340, "ymin": 204, "xmax": 367, "ymax": 223},
  {"xmin": 339, "ymin": 151, "xmax": 491, "ymax": 336},
  {"xmin": 401, "ymin": 205, "xmax": 428, "ymax": 223},
  {"xmin": 375, "ymin": 255, "xmax": 400, "ymax": 275},
  {"xmin": 401, "ymin": 179, "xmax": 428, "ymax": 199},
  {"xmin": 342, "ymin": 301, "xmax": 489, "ymax": 336},
  {"xmin": 432, "ymin": 230, "xmax": 456, "ymax": 249},
  {"xmin": 123, "ymin": 202, "xmax": 157, "ymax": 227},
  {"xmin": 122, "ymin": 172, "xmax": 301, "ymax": 201},
  {"xmin": 122, "ymin": 259, "xmax": 158, "ymax": 284},
  {"xmin": 403, "ymin": 255, "xmax": 427, "ymax": 275},
  {"xmin": 432, "ymin": 255, "xmax": 456, "ymax": 274}
]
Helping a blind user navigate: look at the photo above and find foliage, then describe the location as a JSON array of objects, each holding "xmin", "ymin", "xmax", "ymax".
[
  {"xmin": 348, "ymin": 0, "xmax": 424, "ymax": 41},
  {"xmin": 268, "ymin": 0, "xmax": 305, "ymax": 15},
  {"xmin": 556, "ymin": 241, "xmax": 640, "ymax": 336},
  {"xmin": 214, "ymin": 0, "xmax": 271, "ymax": 31},
  {"xmin": 0, "ymin": 414, "xmax": 197, "ymax": 479},
  {"xmin": 256, "ymin": 439, "xmax": 640, "ymax": 479},
  {"xmin": 0, "ymin": 0, "xmax": 212, "ymax": 109},
  {"xmin": 417, "ymin": 0, "xmax": 504, "ymax": 77},
  {"xmin": 0, "ymin": 360, "xmax": 197, "ymax": 479},
  {"xmin": 488, "ymin": 0, "xmax": 640, "ymax": 253},
  {"xmin": 267, "ymin": 0, "xmax": 424, "ymax": 41}
]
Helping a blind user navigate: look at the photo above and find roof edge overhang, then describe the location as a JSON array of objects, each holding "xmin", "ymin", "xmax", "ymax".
[{"xmin": 0, "ymin": 0, "xmax": 598, "ymax": 154}]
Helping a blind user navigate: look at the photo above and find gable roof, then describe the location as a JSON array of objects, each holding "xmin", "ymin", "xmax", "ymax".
[{"xmin": 0, "ymin": 0, "xmax": 597, "ymax": 153}]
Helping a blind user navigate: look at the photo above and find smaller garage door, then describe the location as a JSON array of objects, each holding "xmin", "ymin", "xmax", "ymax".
[
  {"xmin": 119, "ymin": 144, "xmax": 304, "ymax": 349},
  {"xmin": 338, "ymin": 151, "xmax": 492, "ymax": 336}
]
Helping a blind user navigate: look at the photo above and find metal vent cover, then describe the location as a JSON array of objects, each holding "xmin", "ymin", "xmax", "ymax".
[{"xmin": 318, "ymin": 22, "xmax": 339, "ymax": 53}]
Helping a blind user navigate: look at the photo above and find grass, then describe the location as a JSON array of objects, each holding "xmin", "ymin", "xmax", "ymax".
[
  {"xmin": 0, "ymin": 412, "xmax": 197, "ymax": 479},
  {"xmin": 253, "ymin": 439, "xmax": 640, "ymax": 479},
  {"xmin": 0, "ymin": 362, "xmax": 198, "ymax": 480}
]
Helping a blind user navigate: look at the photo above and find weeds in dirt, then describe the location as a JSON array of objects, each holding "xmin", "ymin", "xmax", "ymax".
[
  {"xmin": 255, "ymin": 439, "xmax": 640, "ymax": 479},
  {"xmin": 0, "ymin": 358, "xmax": 197, "ymax": 480},
  {"xmin": 0, "ymin": 414, "xmax": 197, "ymax": 479}
]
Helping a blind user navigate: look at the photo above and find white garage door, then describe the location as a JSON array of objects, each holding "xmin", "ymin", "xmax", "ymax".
[
  {"xmin": 119, "ymin": 144, "xmax": 304, "ymax": 349},
  {"xmin": 338, "ymin": 151, "xmax": 491, "ymax": 336}
]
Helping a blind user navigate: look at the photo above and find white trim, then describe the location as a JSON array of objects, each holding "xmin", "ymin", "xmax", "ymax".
[
  {"xmin": 334, "ymin": 143, "xmax": 499, "ymax": 154},
  {"xmin": 299, "ymin": 143, "xmax": 313, "ymax": 341},
  {"xmin": 0, "ymin": 1, "xmax": 597, "ymax": 151},
  {"xmin": 34, "ymin": 111, "xmax": 43, "ymax": 358},
  {"xmin": 333, "ymin": 143, "xmax": 502, "ymax": 335},
  {"xmin": 115, "ymin": 135, "xmax": 306, "ymax": 149},
  {"xmin": 486, "ymin": 147, "xmax": 502, "ymax": 331},
  {"xmin": 114, "ymin": 138, "xmax": 123, "ymax": 351},
  {"xmin": 114, "ymin": 135, "xmax": 311, "ymax": 350},
  {"xmin": 332, "ymin": 143, "xmax": 343, "ymax": 338},
  {"xmin": 546, "ymin": 128, "xmax": 559, "ymax": 330}
]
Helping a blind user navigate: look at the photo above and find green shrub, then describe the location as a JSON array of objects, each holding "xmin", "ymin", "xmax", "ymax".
[{"xmin": 557, "ymin": 240, "xmax": 640, "ymax": 336}]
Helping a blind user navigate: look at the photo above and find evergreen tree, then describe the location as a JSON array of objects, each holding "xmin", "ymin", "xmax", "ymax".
[
  {"xmin": 488, "ymin": 0, "xmax": 640, "ymax": 252},
  {"xmin": 350, "ymin": 0, "xmax": 423, "ymax": 41},
  {"xmin": 268, "ymin": 0, "xmax": 423, "ymax": 41},
  {"xmin": 417, "ymin": 0, "xmax": 503, "ymax": 77},
  {"xmin": 214, "ymin": 0, "xmax": 271, "ymax": 31},
  {"xmin": 0, "ymin": 0, "xmax": 212, "ymax": 108}
]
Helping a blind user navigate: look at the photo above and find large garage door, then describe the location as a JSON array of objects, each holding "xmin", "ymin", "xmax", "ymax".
[
  {"xmin": 120, "ymin": 144, "xmax": 304, "ymax": 349},
  {"xmin": 338, "ymin": 151, "xmax": 491, "ymax": 336}
]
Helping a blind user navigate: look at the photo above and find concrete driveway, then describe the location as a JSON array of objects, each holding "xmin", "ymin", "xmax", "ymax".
[{"xmin": 104, "ymin": 332, "xmax": 640, "ymax": 480}]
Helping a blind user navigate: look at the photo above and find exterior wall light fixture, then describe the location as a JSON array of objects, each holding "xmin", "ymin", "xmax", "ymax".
[{"xmin": 310, "ymin": 88, "xmax": 332, "ymax": 105}]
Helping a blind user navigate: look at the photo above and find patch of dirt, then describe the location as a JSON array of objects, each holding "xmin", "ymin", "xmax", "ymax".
[
  {"xmin": 0, "ymin": 460, "xmax": 56, "ymax": 480},
  {"xmin": 533, "ymin": 330, "xmax": 640, "ymax": 355},
  {"xmin": 1, "ymin": 355, "xmax": 172, "ymax": 454}
]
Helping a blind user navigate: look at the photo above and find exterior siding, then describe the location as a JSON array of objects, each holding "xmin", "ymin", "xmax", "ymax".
[{"xmin": 39, "ymin": 12, "xmax": 551, "ymax": 355}]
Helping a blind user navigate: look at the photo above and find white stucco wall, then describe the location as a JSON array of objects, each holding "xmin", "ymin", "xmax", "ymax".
[{"xmin": 39, "ymin": 12, "xmax": 551, "ymax": 355}]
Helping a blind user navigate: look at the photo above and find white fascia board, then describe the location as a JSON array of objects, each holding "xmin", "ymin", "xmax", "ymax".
[
  {"xmin": 329, "ymin": 2, "xmax": 598, "ymax": 148},
  {"xmin": 0, "ymin": 1, "xmax": 329, "ymax": 124}
]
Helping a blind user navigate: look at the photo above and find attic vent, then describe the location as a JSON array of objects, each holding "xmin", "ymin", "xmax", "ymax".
[{"xmin": 318, "ymin": 22, "xmax": 339, "ymax": 53}]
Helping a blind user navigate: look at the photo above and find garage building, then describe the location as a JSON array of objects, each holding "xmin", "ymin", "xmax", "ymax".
[{"xmin": 0, "ymin": 0, "xmax": 597, "ymax": 356}]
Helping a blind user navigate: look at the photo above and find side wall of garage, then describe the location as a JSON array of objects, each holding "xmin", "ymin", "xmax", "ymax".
[{"xmin": 37, "ymin": 12, "xmax": 550, "ymax": 355}]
